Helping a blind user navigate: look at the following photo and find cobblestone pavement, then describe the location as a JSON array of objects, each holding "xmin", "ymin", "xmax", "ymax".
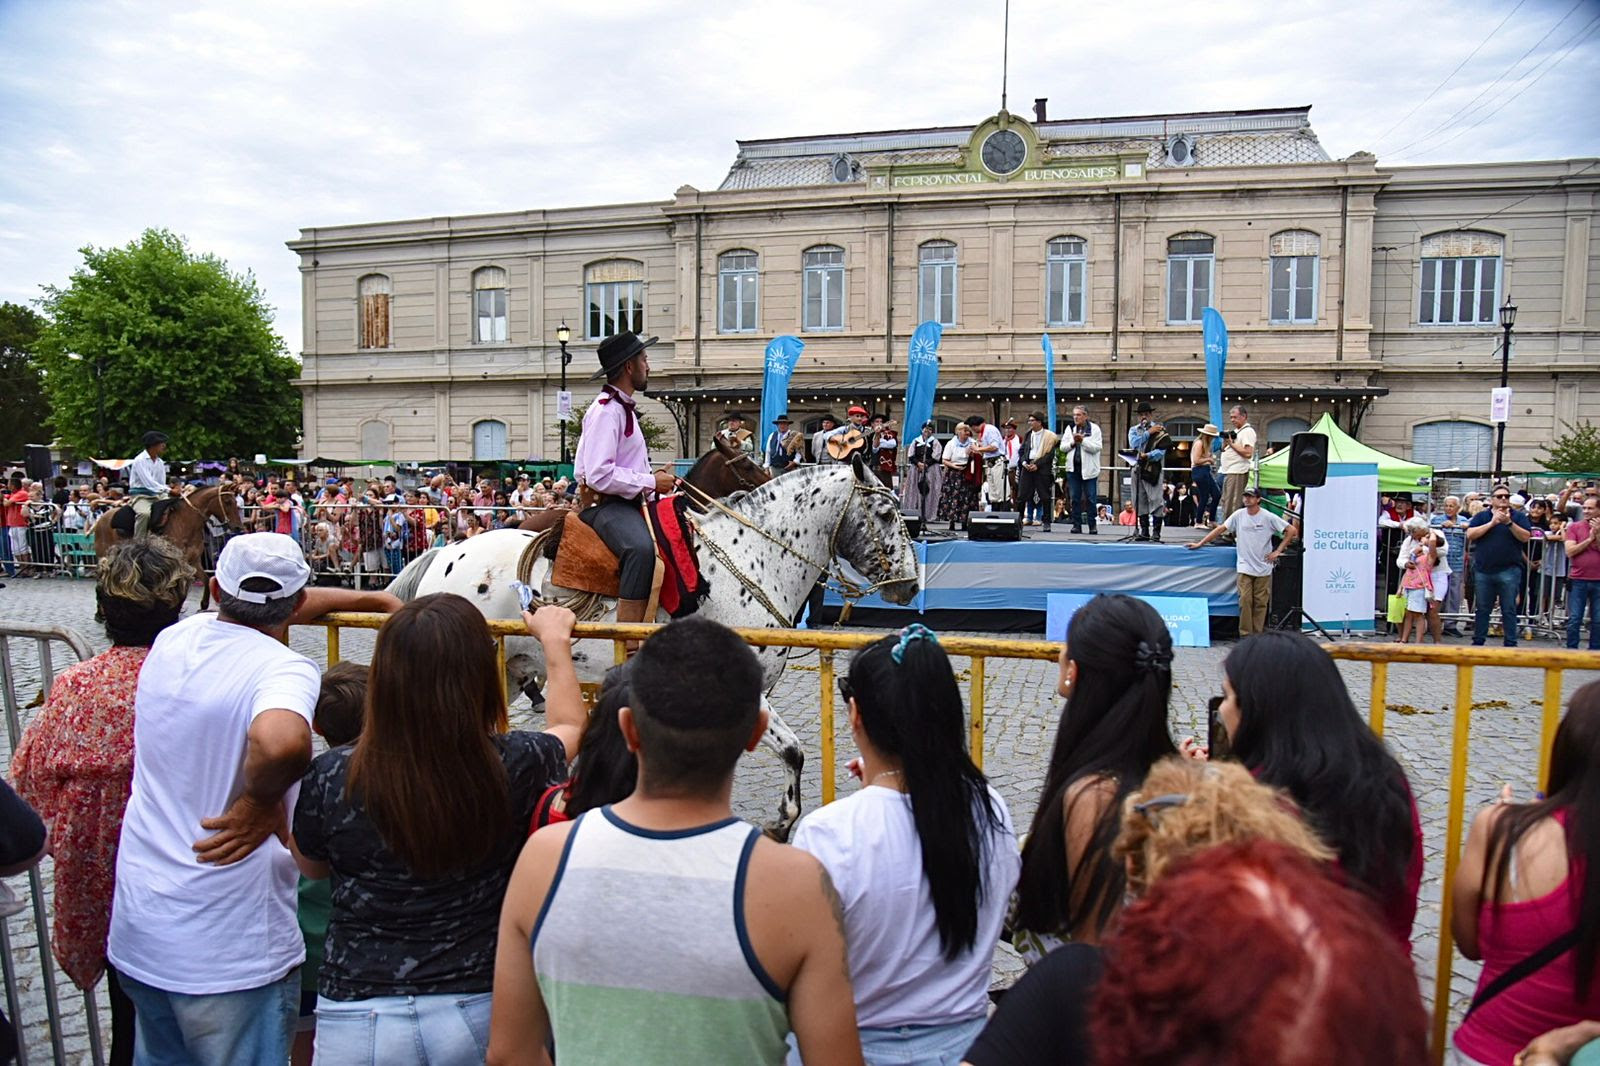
[{"xmin": 1, "ymin": 576, "xmax": 1596, "ymax": 1062}]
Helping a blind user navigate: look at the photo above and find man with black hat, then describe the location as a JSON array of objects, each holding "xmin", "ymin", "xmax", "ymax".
[
  {"xmin": 717, "ymin": 412, "xmax": 755, "ymax": 457},
  {"xmin": 1128, "ymin": 403, "xmax": 1171, "ymax": 541},
  {"xmin": 573, "ymin": 332, "xmax": 678, "ymax": 630},
  {"xmin": 127, "ymin": 431, "xmax": 177, "ymax": 538},
  {"xmin": 764, "ymin": 414, "xmax": 798, "ymax": 473},
  {"xmin": 810, "ymin": 414, "xmax": 838, "ymax": 465}
]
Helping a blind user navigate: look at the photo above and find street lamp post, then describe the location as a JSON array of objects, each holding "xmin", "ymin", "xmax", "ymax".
[
  {"xmin": 556, "ymin": 322, "xmax": 572, "ymax": 465},
  {"xmin": 1493, "ymin": 299, "xmax": 1516, "ymax": 483}
]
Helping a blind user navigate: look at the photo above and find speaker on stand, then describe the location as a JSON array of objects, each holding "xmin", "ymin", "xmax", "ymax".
[
  {"xmin": 900, "ymin": 513, "xmax": 923, "ymax": 540},
  {"xmin": 23, "ymin": 445, "xmax": 52, "ymax": 483},
  {"xmin": 1284, "ymin": 432, "xmax": 1338, "ymax": 641}
]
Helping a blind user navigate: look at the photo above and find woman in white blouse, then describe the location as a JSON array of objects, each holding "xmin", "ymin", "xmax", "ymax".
[{"xmin": 937, "ymin": 422, "xmax": 980, "ymax": 531}]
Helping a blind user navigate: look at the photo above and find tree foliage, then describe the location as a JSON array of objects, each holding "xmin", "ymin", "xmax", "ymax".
[
  {"xmin": 0, "ymin": 302, "xmax": 51, "ymax": 461},
  {"xmin": 1539, "ymin": 420, "xmax": 1600, "ymax": 475},
  {"xmin": 35, "ymin": 229, "xmax": 301, "ymax": 458},
  {"xmin": 555, "ymin": 409, "xmax": 673, "ymax": 454}
]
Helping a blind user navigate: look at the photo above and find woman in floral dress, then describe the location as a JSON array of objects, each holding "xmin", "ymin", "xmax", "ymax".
[{"xmin": 12, "ymin": 537, "xmax": 193, "ymax": 1066}]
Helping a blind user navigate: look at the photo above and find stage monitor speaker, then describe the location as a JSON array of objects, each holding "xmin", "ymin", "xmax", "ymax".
[
  {"xmin": 1268, "ymin": 546, "xmax": 1305, "ymax": 630},
  {"xmin": 23, "ymin": 445, "xmax": 52, "ymax": 483},
  {"xmin": 967, "ymin": 511, "xmax": 1021, "ymax": 542},
  {"xmin": 900, "ymin": 512, "xmax": 923, "ymax": 539},
  {"xmin": 1288, "ymin": 432, "xmax": 1329, "ymax": 488}
]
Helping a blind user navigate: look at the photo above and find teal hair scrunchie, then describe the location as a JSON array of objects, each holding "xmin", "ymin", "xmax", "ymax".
[{"xmin": 891, "ymin": 623, "xmax": 940, "ymax": 664}]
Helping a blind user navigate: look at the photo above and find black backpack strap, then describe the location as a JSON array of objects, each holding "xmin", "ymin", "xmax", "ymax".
[{"xmin": 1464, "ymin": 928, "xmax": 1580, "ymax": 1019}]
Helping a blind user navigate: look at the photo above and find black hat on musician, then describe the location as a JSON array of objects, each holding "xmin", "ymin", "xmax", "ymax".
[
  {"xmin": 589, "ymin": 331, "xmax": 659, "ymax": 381},
  {"xmin": 772, "ymin": 414, "xmax": 792, "ymax": 426},
  {"xmin": 1135, "ymin": 402, "xmax": 1155, "ymax": 414}
]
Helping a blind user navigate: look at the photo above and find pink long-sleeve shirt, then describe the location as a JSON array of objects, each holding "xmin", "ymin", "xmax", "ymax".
[{"xmin": 574, "ymin": 387, "xmax": 654, "ymax": 500}]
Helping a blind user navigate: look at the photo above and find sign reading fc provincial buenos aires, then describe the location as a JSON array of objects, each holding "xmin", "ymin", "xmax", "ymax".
[{"xmin": 889, "ymin": 164, "xmax": 1125, "ymax": 188}]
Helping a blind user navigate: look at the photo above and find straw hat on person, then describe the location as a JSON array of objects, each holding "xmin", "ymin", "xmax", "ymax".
[{"xmin": 1197, "ymin": 424, "xmax": 1221, "ymax": 438}]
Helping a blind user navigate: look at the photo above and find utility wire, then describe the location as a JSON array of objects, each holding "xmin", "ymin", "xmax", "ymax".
[{"xmin": 1374, "ymin": 0, "xmax": 1529, "ymax": 146}]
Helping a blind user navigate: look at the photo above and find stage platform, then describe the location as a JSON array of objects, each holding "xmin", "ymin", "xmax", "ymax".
[{"xmin": 821, "ymin": 531, "xmax": 1239, "ymax": 633}]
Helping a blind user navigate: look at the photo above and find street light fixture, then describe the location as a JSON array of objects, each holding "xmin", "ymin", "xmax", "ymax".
[
  {"xmin": 556, "ymin": 322, "xmax": 573, "ymax": 465},
  {"xmin": 1493, "ymin": 298, "xmax": 1517, "ymax": 482}
]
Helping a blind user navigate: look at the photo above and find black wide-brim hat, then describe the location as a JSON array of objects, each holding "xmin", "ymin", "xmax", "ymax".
[
  {"xmin": 589, "ymin": 331, "xmax": 659, "ymax": 381},
  {"xmin": 1135, "ymin": 402, "xmax": 1155, "ymax": 413}
]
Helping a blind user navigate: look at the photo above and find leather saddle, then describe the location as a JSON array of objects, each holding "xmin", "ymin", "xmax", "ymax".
[
  {"xmin": 543, "ymin": 511, "xmax": 624, "ymax": 598},
  {"xmin": 109, "ymin": 497, "xmax": 179, "ymax": 537},
  {"xmin": 535, "ymin": 501, "xmax": 703, "ymax": 618}
]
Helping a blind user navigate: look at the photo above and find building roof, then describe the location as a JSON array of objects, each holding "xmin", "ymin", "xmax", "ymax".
[{"xmin": 719, "ymin": 106, "xmax": 1331, "ymax": 191}]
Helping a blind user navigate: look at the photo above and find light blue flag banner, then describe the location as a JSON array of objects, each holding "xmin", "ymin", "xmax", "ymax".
[
  {"xmin": 1202, "ymin": 307, "xmax": 1228, "ymax": 431},
  {"xmin": 902, "ymin": 321, "xmax": 944, "ymax": 437},
  {"xmin": 760, "ymin": 335, "xmax": 805, "ymax": 450},
  {"xmin": 1040, "ymin": 334, "xmax": 1059, "ymax": 433}
]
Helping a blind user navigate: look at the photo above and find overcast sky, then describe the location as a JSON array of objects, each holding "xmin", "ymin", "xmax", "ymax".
[{"xmin": 2, "ymin": 0, "xmax": 1597, "ymax": 356}]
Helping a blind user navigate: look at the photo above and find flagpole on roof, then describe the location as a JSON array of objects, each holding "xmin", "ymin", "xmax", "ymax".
[{"xmin": 1000, "ymin": 0, "xmax": 1010, "ymax": 111}]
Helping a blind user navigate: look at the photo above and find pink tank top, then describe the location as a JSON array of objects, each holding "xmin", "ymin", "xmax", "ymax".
[{"xmin": 1454, "ymin": 812, "xmax": 1598, "ymax": 1066}]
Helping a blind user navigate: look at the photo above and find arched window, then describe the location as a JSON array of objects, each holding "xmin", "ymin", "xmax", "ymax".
[
  {"xmin": 358, "ymin": 274, "xmax": 391, "ymax": 349},
  {"xmin": 1420, "ymin": 231, "xmax": 1503, "ymax": 326},
  {"xmin": 359, "ymin": 420, "xmax": 391, "ymax": 461},
  {"xmin": 803, "ymin": 245, "xmax": 845, "ymax": 331},
  {"xmin": 472, "ymin": 419, "xmax": 509, "ymax": 461},
  {"xmin": 1046, "ymin": 236, "xmax": 1087, "ymax": 327},
  {"xmin": 1266, "ymin": 415, "xmax": 1312, "ymax": 448},
  {"xmin": 1412, "ymin": 420, "xmax": 1492, "ymax": 471},
  {"xmin": 585, "ymin": 260, "xmax": 644, "ymax": 339},
  {"xmin": 717, "ymin": 250, "xmax": 758, "ymax": 334},
  {"xmin": 473, "ymin": 266, "xmax": 508, "ymax": 343},
  {"xmin": 1269, "ymin": 231, "xmax": 1319, "ymax": 324},
  {"xmin": 1166, "ymin": 233, "xmax": 1214, "ymax": 324},
  {"xmin": 918, "ymin": 241, "xmax": 957, "ymax": 326}
]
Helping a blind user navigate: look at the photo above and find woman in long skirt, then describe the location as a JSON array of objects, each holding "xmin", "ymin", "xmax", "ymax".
[
  {"xmin": 902, "ymin": 422, "xmax": 944, "ymax": 525},
  {"xmin": 938, "ymin": 424, "xmax": 980, "ymax": 530}
]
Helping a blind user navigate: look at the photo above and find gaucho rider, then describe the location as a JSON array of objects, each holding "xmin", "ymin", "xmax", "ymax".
[
  {"xmin": 127, "ymin": 431, "xmax": 177, "ymax": 538},
  {"xmin": 573, "ymin": 332, "xmax": 678, "ymax": 629}
]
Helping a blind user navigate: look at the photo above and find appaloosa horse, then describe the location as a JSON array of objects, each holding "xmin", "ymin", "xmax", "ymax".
[
  {"xmin": 91, "ymin": 485, "xmax": 244, "ymax": 610},
  {"xmin": 389, "ymin": 455, "xmax": 918, "ymax": 839}
]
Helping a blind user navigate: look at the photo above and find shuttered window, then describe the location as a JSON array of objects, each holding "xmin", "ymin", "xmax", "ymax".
[{"xmin": 358, "ymin": 274, "xmax": 391, "ymax": 349}]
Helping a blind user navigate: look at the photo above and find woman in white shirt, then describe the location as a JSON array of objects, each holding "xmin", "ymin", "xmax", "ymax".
[
  {"xmin": 789, "ymin": 624, "xmax": 1019, "ymax": 1066},
  {"xmin": 936, "ymin": 423, "xmax": 980, "ymax": 531}
]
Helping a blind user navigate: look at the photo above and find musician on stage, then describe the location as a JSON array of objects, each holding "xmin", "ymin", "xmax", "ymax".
[
  {"xmin": 965, "ymin": 415, "xmax": 1007, "ymax": 509},
  {"xmin": 902, "ymin": 420, "xmax": 943, "ymax": 525},
  {"xmin": 1017, "ymin": 411, "xmax": 1060, "ymax": 533},
  {"xmin": 869, "ymin": 414, "xmax": 899, "ymax": 488},
  {"xmin": 819, "ymin": 405, "xmax": 870, "ymax": 463},
  {"xmin": 938, "ymin": 421, "xmax": 981, "ymax": 531},
  {"xmin": 1128, "ymin": 401, "xmax": 1172, "ymax": 542}
]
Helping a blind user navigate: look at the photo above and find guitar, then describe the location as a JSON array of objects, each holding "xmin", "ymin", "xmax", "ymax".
[{"xmin": 825, "ymin": 428, "xmax": 868, "ymax": 460}]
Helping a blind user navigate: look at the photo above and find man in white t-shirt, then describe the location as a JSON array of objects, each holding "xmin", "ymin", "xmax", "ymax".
[
  {"xmin": 1216, "ymin": 405, "xmax": 1258, "ymax": 520},
  {"xmin": 1188, "ymin": 486, "xmax": 1297, "ymax": 636},
  {"xmin": 108, "ymin": 533, "xmax": 397, "ymax": 1064}
]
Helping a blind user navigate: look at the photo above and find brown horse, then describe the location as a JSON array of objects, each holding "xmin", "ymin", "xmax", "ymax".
[
  {"xmin": 517, "ymin": 438, "xmax": 772, "ymax": 533},
  {"xmin": 92, "ymin": 485, "xmax": 245, "ymax": 610}
]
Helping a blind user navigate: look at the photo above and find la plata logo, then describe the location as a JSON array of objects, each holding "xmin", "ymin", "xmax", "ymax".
[{"xmin": 1324, "ymin": 567, "xmax": 1356, "ymax": 592}]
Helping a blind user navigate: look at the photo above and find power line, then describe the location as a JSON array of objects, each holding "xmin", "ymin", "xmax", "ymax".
[{"xmin": 1374, "ymin": 0, "xmax": 1529, "ymax": 146}]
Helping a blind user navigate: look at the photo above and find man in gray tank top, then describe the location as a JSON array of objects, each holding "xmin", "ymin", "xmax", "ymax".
[{"xmin": 488, "ymin": 617, "xmax": 864, "ymax": 1066}]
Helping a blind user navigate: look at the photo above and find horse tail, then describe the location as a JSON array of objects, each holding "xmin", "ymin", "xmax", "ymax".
[{"xmin": 387, "ymin": 548, "xmax": 440, "ymax": 602}]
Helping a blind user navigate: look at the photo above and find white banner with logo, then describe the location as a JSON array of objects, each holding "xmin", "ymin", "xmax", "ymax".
[{"xmin": 1302, "ymin": 462, "xmax": 1378, "ymax": 632}]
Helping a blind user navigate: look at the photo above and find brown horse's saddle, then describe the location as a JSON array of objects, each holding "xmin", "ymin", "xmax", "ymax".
[
  {"xmin": 545, "ymin": 511, "xmax": 623, "ymax": 598},
  {"xmin": 109, "ymin": 497, "xmax": 180, "ymax": 537}
]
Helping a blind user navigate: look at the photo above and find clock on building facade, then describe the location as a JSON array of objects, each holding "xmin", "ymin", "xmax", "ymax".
[{"xmin": 980, "ymin": 128, "xmax": 1028, "ymax": 175}]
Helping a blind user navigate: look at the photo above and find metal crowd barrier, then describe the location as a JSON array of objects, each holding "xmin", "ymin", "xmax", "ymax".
[{"xmin": 0, "ymin": 621, "xmax": 105, "ymax": 1066}]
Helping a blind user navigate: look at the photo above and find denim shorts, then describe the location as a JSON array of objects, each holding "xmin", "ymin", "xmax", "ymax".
[
  {"xmin": 788, "ymin": 1013, "xmax": 986, "ymax": 1066},
  {"xmin": 313, "ymin": 992, "xmax": 493, "ymax": 1066}
]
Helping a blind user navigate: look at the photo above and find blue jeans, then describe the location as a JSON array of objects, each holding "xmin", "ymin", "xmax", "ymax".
[
  {"xmin": 120, "ymin": 968, "xmax": 298, "ymax": 1066},
  {"xmin": 313, "ymin": 992, "xmax": 492, "ymax": 1066},
  {"xmin": 788, "ymin": 1014, "xmax": 985, "ymax": 1066},
  {"xmin": 1067, "ymin": 472, "xmax": 1097, "ymax": 530},
  {"xmin": 1568, "ymin": 578, "xmax": 1600, "ymax": 650},
  {"xmin": 1191, "ymin": 466, "xmax": 1221, "ymax": 524},
  {"xmin": 1473, "ymin": 567, "xmax": 1522, "ymax": 646},
  {"xmin": 0, "ymin": 527, "xmax": 13, "ymax": 577},
  {"xmin": 384, "ymin": 547, "xmax": 405, "ymax": 574}
]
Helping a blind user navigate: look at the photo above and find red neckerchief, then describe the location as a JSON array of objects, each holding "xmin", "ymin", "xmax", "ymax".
[{"xmin": 598, "ymin": 385, "xmax": 636, "ymax": 437}]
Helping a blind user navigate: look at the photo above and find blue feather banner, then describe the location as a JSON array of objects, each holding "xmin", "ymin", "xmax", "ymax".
[
  {"xmin": 1041, "ymin": 334, "xmax": 1059, "ymax": 433},
  {"xmin": 760, "ymin": 335, "xmax": 805, "ymax": 444},
  {"xmin": 1202, "ymin": 307, "xmax": 1228, "ymax": 431},
  {"xmin": 902, "ymin": 322, "xmax": 944, "ymax": 438}
]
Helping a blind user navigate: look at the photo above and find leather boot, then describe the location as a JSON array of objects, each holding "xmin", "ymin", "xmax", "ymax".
[{"xmin": 616, "ymin": 597, "xmax": 651, "ymax": 655}]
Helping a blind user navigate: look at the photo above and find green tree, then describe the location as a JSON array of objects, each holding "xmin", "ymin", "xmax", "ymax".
[
  {"xmin": 0, "ymin": 302, "xmax": 51, "ymax": 461},
  {"xmin": 555, "ymin": 410, "xmax": 673, "ymax": 454},
  {"xmin": 35, "ymin": 229, "xmax": 301, "ymax": 457},
  {"xmin": 1539, "ymin": 420, "xmax": 1600, "ymax": 474}
]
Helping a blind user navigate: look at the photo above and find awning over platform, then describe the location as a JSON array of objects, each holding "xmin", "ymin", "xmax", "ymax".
[
  {"xmin": 650, "ymin": 378, "xmax": 1387, "ymax": 404},
  {"xmin": 1256, "ymin": 412, "xmax": 1432, "ymax": 493}
]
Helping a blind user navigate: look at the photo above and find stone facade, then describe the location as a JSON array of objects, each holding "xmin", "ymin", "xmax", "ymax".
[{"xmin": 289, "ymin": 106, "xmax": 1599, "ymax": 476}]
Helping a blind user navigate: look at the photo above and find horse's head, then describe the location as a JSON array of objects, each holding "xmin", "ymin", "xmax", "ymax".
[
  {"xmin": 210, "ymin": 484, "xmax": 245, "ymax": 533},
  {"xmin": 710, "ymin": 435, "xmax": 772, "ymax": 494},
  {"xmin": 830, "ymin": 454, "xmax": 919, "ymax": 606}
]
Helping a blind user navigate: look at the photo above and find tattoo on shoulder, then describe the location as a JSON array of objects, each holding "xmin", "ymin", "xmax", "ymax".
[{"xmin": 819, "ymin": 866, "xmax": 851, "ymax": 978}]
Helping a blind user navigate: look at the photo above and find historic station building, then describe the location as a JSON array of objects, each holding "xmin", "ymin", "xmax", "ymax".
[{"xmin": 289, "ymin": 103, "xmax": 1599, "ymax": 477}]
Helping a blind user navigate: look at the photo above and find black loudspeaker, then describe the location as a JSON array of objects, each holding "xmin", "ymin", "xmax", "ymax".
[
  {"xmin": 1287, "ymin": 432, "xmax": 1329, "ymax": 488},
  {"xmin": 968, "ymin": 511, "xmax": 1022, "ymax": 542},
  {"xmin": 900, "ymin": 512, "xmax": 923, "ymax": 539},
  {"xmin": 23, "ymin": 445, "xmax": 52, "ymax": 482},
  {"xmin": 1268, "ymin": 547, "xmax": 1305, "ymax": 630}
]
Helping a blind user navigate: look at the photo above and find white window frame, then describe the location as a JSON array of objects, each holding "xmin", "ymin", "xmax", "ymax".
[
  {"xmin": 802, "ymin": 246, "xmax": 846, "ymax": 332},
  {"xmin": 585, "ymin": 261, "xmax": 645, "ymax": 340},
  {"xmin": 473, "ymin": 266, "xmax": 509, "ymax": 344},
  {"xmin": 357, "ymin": 273, "xmax": 392, "ymax": 350},
  {"xmin": 1412, "ymin": 419, "xmax": 1493, "ymax": 471},
  {"xmin": 1046, "ymin": 237, "xmax": 1087, "ymax": 327},
  {"xmin": 717, "ymin": 251, "xmax": 759, "ymax": 334},
  {"xmin": 472, "ymin": 419, "xmax": 510, "ymax": 461},
  {"xmin": 1419, "ymin": 242, "xmax": 1502, "ymax": 327},
  {"xmin": 1166, "ymin": 235, "xmax": 1214, "ymax": 325},
  {"xmin": 918, "ymin": 240, "xmax": 958, "ymax": 327},
  {"xmin": 1269, "ymin": 256, "xmax": 1318, "ymax": 324}
]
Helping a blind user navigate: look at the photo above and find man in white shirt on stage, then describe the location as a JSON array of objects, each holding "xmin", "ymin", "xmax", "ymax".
[
  {"xmin": 966, "ymin": 416, "xmax": 1006, "ymax": 509},
  {"xmin": 127, "ymin": 431, "xmax": 177, "ymax": 538}
]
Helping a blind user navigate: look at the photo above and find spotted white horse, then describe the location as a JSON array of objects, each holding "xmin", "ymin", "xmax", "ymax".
[{"xmin": 388, "ymin": 456, "xmax": 920, "ymax": 839}]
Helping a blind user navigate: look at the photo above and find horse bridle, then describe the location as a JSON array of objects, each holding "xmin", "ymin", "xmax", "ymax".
[
  {"xmin": 184, "ymin": 485, "xmax": 245, "ymax": 532},
  {"xmin": 724, "ymin": 449, "xmax": 769, "ymax": 493}
]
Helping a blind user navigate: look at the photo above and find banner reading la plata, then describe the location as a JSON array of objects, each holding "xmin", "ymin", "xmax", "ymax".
[
  {"xmin": 759, "ymin": 335, "xmax": 805, "ymax": 443},
  {"xmin": 902, "ymin": 322, "xmax": 944, "ymax": 436},
  {"xmin": 1301, "ymin": 462, "xmax": 1378, "ymax": 632}
]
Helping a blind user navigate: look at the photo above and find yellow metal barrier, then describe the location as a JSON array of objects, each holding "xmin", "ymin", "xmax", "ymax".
[{"xmin": 308, "ymin": 614, "xmax": 1595, "ymax": 1062}]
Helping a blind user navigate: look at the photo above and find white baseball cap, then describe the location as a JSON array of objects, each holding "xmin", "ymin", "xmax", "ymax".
[{"xmin": 215, "ymin": 532, "xmax": 312, "ymax": 603}]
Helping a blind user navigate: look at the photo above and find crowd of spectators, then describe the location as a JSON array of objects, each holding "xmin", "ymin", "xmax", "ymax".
[{"xmin": 4, "ymin": 537, "xmax": 1599, "ymax": 1064}]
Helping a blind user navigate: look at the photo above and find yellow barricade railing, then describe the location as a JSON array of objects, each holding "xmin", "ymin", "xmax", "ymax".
[{"xmin": 307, "ymin": 613, "xmax": 1596, "ymax": 1062}]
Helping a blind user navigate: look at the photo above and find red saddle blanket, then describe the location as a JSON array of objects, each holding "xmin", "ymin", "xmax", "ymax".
[{"xmin": 649, "ymin": 494, "xmax": 704, "ymax": 617}]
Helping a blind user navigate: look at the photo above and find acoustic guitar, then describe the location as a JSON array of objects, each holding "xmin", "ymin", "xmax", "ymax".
[{"xmin": 826, "ymin": 428, "xmax": 868, "ymax": 460}]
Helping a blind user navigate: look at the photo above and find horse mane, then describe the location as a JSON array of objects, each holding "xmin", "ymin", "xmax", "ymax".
[{"xmin": 683, "ymin": 448, "xmax": 723, "ymax": 485}]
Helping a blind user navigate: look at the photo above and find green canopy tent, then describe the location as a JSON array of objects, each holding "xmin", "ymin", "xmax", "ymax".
[{"xmin": 1256, "ymin": 412, "xmax": 1433, "ymax": 494}]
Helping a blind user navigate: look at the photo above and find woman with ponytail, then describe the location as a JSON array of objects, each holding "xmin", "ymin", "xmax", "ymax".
[
  {"xmin": 787, "ymin": 625, "xmax": 1017, "ymax": 1066},
  {"xmin": 1012, "ymin": 594, "xmax": 1178, "ymax": 960}
]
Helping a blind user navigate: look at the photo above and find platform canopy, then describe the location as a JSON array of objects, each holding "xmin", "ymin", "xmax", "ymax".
[{"xmin": 1256, "ymin": 412, "xmax": 1432, "ymax": 494}]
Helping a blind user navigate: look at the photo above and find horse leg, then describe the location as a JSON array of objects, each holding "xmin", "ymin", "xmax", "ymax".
[{"xmin": 758, "ymin": 702, "xmax": 804, "ymax": 842}]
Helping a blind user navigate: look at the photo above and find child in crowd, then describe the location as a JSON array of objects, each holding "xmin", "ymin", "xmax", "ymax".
[
  {"xmin": 293, "ymin": 661, "xmax": 368, "ymax": 1066},
  {"xmin": 1397, "ymin": 516, "xmax": 1437, "ymax": 643}
]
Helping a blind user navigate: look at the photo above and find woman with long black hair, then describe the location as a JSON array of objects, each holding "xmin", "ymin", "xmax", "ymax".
[
  {"xmin": 1219, "ymin": 630, "xmax": 1422, "ymax": 953},
  {"xmin": 1450, "ymin": 680, "xmax": 1600, "ymax": 1066},
  {"xmin": 788, "ymin": 625, "xmax": 1016, "ymax": 1066},
  {"xmin": 1012, "ymin": 594, "xmax": 1178, "ymax": 959}
]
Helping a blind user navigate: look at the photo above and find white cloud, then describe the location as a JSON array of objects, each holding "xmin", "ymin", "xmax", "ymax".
[{"xmin": 0, "ymin": 0, "xmax": 1595, "ymax": 356}]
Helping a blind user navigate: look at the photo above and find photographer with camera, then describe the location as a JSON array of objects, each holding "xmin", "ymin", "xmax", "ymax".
[{"xmin": 1217, "ymin": 406, "xmax": 1257, "ymax": 520}]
